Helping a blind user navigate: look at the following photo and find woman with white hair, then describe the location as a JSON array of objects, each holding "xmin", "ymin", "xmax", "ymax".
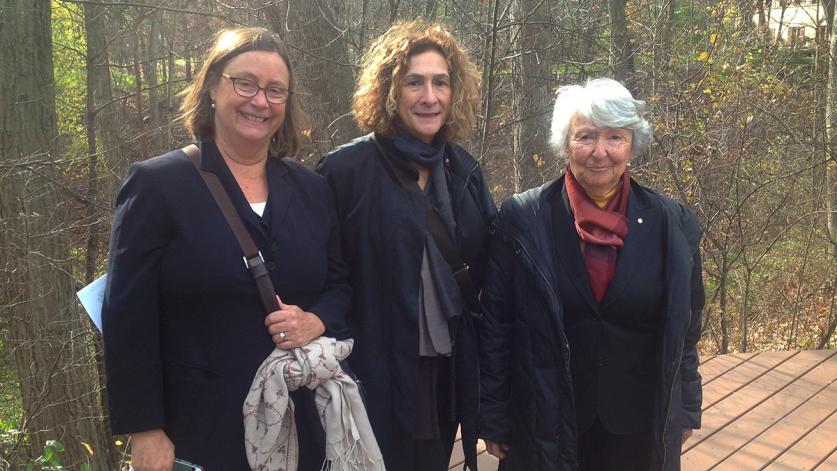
[{"xmin": 479, "ymin": 78, "xmax": 704, "ymax": 470}]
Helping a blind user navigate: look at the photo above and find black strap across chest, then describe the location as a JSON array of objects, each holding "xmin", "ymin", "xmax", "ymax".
[
  {"xmin": 370, "ymin": 134, "xmax": 482, "ymax": 315},
  {"xmin": 182, "ymin": 144, "xmax": 280, "ymax": 314}
]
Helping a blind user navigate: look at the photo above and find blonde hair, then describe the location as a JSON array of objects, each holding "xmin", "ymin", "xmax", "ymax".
[
  {"xmin": 353, "ymin": 20, "xmax": 481, "ymax": 141},
  {"xmin": 180, "ymin": 27, "xmax": 306, "ymax": 157}
]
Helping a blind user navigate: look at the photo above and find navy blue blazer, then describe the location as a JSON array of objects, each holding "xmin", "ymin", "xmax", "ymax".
[{"xmin": 102, "ymin": 141, "xmax": 351, "ymax": 469}]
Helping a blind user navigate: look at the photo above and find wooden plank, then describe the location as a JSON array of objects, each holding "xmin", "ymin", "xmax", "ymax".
[
  {"xmin": 683, "ymin": 350, "xmax": 823, "ymax": 458},
  {"xmin": 698, "ymin": 351, "xmax": 796, "ymax": 417},
  {"xmin": 449, "ymin": 437, "xmax": 487, "ymax": 469},
  {"xmin": 476, "ymin": 449, "xmax": 499, "ymax": 469},
  {"xmin": 700, "ymin": 352, "xmax": 758, "ymax": 385},
  {"xmin": 714, "ymin": 376, "xmax": 837, "ymax": 469},
  {"xmin": 693, "ymin": 352, "xmax": 836, "ymax": 470},
  {"xmin": 813, "ymin": 449, "xmax": 837, "ymax": 470},
  {"xmin": 700, "ymin": 354, "xmax": 717, "ymax": 365},
  {"xmin": 764, "ymin": 410, "xmax": 837, "ymax": 470},
  {"xmin": 450, "ymin": 350, "xmax": 836, "ymax": 470}
]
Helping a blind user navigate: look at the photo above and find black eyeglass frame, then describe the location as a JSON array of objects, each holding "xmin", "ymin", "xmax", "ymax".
[{"xmin": 220, "ymin": 73, "xmax": 292, "ymax": 104}]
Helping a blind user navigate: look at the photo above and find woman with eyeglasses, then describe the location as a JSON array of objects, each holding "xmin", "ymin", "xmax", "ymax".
[
  {"xmin": 479, "ymin": 78, "xmax": 704, "ymax": 470},
  {"xmin": 102, "ymin": 27, "xmax": 351, "ymax": 470}
]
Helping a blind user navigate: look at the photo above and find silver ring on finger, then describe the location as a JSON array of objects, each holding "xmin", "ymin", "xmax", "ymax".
[{"xmin": 279, "ymin": 331, "xmax": 287, "ymax": 341}]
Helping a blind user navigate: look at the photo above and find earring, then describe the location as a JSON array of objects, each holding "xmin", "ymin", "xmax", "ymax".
[{"xmin": 211, "ymin": 102, "xmax": 215, "ymax": 109}]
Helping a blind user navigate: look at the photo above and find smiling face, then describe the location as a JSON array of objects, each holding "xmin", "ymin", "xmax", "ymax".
[
  {"xmin": 210, "ymin": 50, "xmax": 289, "ymax": 155},
  {"xmin": 566, "ymin": 115, "xmax": 633, "ymax": 198},
  {"xmin": 395, "ymin": 49, "xmax": 451, "ymax": 144}
]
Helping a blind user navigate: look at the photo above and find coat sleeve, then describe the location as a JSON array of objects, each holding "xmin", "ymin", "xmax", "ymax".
[
  {"xmin": 102, "ymin": 161, "xmax": 171, "ymax": 434},
  {"xmin": 479, "ymin": 226, "xmax": 517, "ymax": 443},
  {"xmin": 307, "ymin": 186, "xmax": 352, "ymax": 339},
  {"xmin": 465, "ymin": 161, "xmax": 498, "ymax": 291},
  {"xmin": 679, "ymin": 209, "xmax": 704, "ymax": 430}
]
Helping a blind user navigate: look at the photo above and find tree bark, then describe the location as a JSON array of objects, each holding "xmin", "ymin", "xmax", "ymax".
[
  {"xmin": 608, "ymin": 0, "xmax": 636, "ymax": 91},
  {"xmin": 827, "ymin": 0, "xmax": 837, "ymax": 261},
  {"xmin": 511, "ymin": 0, "xmax": 554, "ymax": 191},
  {"xmin": 0, "ymin": 0, "xmax": 112, "ymax": 467},
  {"xmin": 131, "ymin": 25, "xmax": 147, "ymax": 158},
  {"xmin": 266, "ymin": 0, "xmax": 359, "ymax": 163}
]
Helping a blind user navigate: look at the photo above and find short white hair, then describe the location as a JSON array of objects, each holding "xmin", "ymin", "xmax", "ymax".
[{"xmin": 550, "ymin": 78, "xmax": 652, "ymax": 161}]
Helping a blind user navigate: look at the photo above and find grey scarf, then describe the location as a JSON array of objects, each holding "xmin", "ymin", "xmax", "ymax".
[{"xmin": 243, "ymin": 337, "xmax": 384, "ymax": 471}]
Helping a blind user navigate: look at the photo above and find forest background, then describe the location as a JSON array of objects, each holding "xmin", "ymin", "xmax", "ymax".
[{"xmin": 1, "ymin": 0, "xmax": 836, "ymax": 468}]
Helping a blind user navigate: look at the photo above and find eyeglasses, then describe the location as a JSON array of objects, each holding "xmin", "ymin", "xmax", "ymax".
[
  {"xmin": 221, "ymin": 74, "xmax": 291, "ymax": 104},
  {"xmin": 570, "ymin": 132, "xmax": 631, "ymax": 150}
]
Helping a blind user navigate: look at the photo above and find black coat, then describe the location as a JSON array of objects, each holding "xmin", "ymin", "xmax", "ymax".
[
  {"xmin": 479, "ymin": 177, "xmax": 704, "ymax": 471},
  {"xmin": 316, "ymin": 134, "xmax": 497, "ymax": 470},
  {"xmin": 103, "ymin": 141, "xmax": 351, "ymax": 470}
]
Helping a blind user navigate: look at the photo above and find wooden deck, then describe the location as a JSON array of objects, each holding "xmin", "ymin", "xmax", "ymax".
[{"xmin": 449, "ymin": 350, "xmax": 837, "ymax": 470}]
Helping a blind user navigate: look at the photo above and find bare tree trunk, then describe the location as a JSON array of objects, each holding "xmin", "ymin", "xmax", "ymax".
[
  {"xmin": 146, "ymin": 10, "xmax": 162, "ymax": 149},
  {"xmin": 739, "ymin": 269, "xmax": 752, "ymax": 352},
  {"xmin": 651, "ymin": 0, "xmax": 675, "ymax": 96},
  {"xmin": 718, "ymin": 251, "xmax": 730, "ymax": 353},
  {"xmin": 511, "ymin": 0, "xmax": 554, "ymax": 191},
  {"xmin": 818, "ymin": 265, "xmax": 837, "ymax": 348},
  {"xmin": 478, "ymin": 0, "xmax": 501, "ymax": 159},
  {"xmin": 131, "ymin": 25, "xmax": 147, "ymax": 158},
  {"xmin": 0, "ymin": 1, "xmax": 112, "ymax": 467},
  {"xmin": 827, "ymin": 4, "xmax": 837, "ymax": 260},
  {"xmin": 266, "ymin": 1, "xmax": 358, "ymax": 162},
  {"xmin": 82, "ymin": 2, "xmax": 122, "ymax": 467},
  {"xmin": 608, "ymin": 0, "xmax": 636, "ymax": 91}
]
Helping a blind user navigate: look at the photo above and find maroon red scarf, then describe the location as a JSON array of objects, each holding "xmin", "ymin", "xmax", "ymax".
[{"xmin": 564, "ymin": 166, "xmax": 631, "ymax": 303}]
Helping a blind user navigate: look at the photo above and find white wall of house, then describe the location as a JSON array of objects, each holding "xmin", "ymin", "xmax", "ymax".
[{"xmin": 752, "ymin": 1, "xmax": 827, "ymax": 44}]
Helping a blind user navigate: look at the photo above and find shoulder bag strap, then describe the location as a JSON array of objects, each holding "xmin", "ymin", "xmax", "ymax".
[
  {"xmin": 182, "ymin": 144, "xmax": 280, "ymax": 313},
  {"xmin": 370, "ymin": 135, "xmax": 482, "ymax": 315}
]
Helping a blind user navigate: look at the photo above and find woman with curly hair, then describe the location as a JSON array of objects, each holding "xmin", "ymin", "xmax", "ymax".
[{"xmin": 317, "ymin": 20, "xmax": 496, "ymax": 471}]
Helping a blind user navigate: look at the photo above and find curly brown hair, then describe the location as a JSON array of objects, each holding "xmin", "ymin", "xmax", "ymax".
[
  {"xmin": 180, "ymin": 27, "xmax": 307, "ymax": 157},
  {"xmin": 353, "ymin": 20, "xmax": 481, "ymax": 142}
]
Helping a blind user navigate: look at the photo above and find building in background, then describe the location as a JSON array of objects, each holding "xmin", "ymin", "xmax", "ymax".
[{"xmin": 757, "ymin": 0, "xmax": 828, "ymax": 46}]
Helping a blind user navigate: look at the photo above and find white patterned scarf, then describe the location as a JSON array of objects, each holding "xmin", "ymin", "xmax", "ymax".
[{"xmin": 243, "ymin": 337, "xmax": 385, "ymax": 471}]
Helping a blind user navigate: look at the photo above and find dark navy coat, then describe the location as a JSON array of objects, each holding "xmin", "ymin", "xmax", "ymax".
[
  {"xmin": 316, "ymin": 134, "xmax": 497, "ymax": 469},
  {"xmin": 479, "ymin": 176, "xmax": 704, "ymax": 471},
  {"xmin": 103, "ymin": 141, "xmax": 351, "ymax": 470}
]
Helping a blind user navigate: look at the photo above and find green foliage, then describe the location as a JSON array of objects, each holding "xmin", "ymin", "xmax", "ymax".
[
  {"xmin": 0, "ymin": 341, "xmax": 20, "ymax": 430},
  {"xmin": 24, "ymin": 440, "xmax": 68, "ymax": 471}
]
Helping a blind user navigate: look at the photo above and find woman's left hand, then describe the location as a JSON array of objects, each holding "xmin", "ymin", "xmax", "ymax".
[
  {"xmin": 682, "ymin": 429, "xmax": 693, "ymax": 444},
  {"xmin": 265, "ymin": 296, "xmax": 326, "ymax": 349}
]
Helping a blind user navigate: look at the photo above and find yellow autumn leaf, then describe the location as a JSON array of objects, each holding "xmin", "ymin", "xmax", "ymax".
[
  {"xmin": 698, "ymin": 52, "xmax": 709, "ymax": 61},
  {"xmin": 709, "ymin": 33, "xmax": 720, "ymax": 45},
  {"xmin": 115, "ymin": 439, "xmax": 124, "ymax": 446},
  {"xmin": 703, "ymin": 88, "xmax": 712, "ymax": 95},
  {"xmin": 532, "ymin": 153, "xmax": 545, "ymax": 168},
  {"xmin": 81, "ymin": 441, "xmax": 94, "ymax": 456},
  {"xmin": 302, "ymin": 129, "xmax": 312, "ymax": 137}
]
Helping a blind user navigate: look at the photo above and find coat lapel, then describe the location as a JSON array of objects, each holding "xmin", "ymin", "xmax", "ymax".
[
  {"xmin": 263, "ymin": 158, "xmax": 293, "ymax": 231},
  {"xmin": 599, "ymin": 182, "xmax": 659, "ymax": 309}
]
